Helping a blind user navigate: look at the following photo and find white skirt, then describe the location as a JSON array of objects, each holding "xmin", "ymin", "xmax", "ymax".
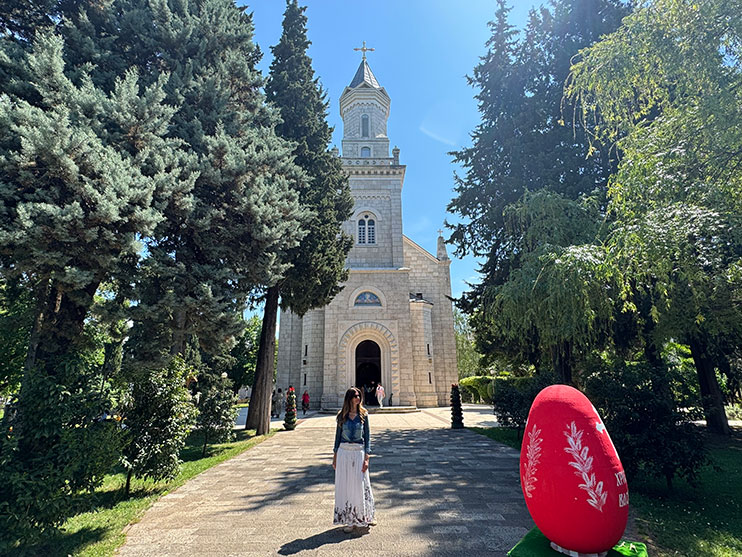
[{"xmin": 333, "ymin": 443, "xmax": 375, "ymax": 526}]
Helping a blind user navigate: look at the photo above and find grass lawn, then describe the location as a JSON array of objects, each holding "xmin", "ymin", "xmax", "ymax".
[
  {"xmin": 469, "ymin": 426, "xmax": 521, "ymax": 450},
  {"xmin": 18, "ymin": 428, "xmax": 275, "ymax": 557},
  {"xmin": 470, "ymin": 426, "xmax": 742, "ymax": 556},
  {"xmin": 630, "ymin": 430, "xmax": 742, "ymax": 556}
]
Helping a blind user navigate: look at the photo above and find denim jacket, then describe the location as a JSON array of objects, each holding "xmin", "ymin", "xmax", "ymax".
[{"xmin": 333, "ymin": 413, "xmax": 371, "ymax": 454}]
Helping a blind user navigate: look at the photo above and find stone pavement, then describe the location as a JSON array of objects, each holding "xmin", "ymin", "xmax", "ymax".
[{"xmin": 118, "ymin": 405, "xmax": 533, "ymax": 557}]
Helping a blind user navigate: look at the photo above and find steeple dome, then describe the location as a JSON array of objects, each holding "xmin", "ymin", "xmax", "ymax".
[
  {"xmin": 349, "ymin": 59, "xmax": 381, "ymax": 89},
  {"xmin": 339, "ymin": 55, "xmax": 391, "ymax": 159}
]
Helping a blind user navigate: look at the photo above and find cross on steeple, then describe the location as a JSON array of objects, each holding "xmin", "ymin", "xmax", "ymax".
[{"xmin": 354, "ymin": 41, "xmax": 375, "ymax": 61}]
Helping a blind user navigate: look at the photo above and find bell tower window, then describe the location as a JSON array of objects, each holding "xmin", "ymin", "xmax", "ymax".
[
  {"xmin": 357, "ymin": 213, "xmax": 377, "ymax": 245},
  {"xmin": 361, "ymin": 114, "xmax": 369, "ymax": 137},
  {"xmin": 357, "ymin": 219, "xmax": 366, "ymax": 244},
  {"xmin": 360, "ymin": 146, "xmax": 371, "ymax": 157}
]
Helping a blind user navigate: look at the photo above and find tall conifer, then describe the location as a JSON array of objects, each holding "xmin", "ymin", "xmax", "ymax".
[
  {"xmin": 0, "ymin": 32, "xmax": 177, "ymax": 537},
  {"xmin": 447, "ymin": 0, "xmax": 628, "ymax": 378},
  {"xmin": 247, "ymin": 0, "xmax": 352, "ymax": 434},
  {"xmin": 92, "ymin": 0, "xmax": 311, "ymax": 364},
  {"xmin": 448, "ymin": 0, "xmax": 626, "ymax": 262}
]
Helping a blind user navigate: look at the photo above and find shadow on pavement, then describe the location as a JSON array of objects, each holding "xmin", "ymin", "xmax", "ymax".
[
  {"xmin": 223, "ymin": 427, "xmax": 532, "ymax": 554},
  {"xmin": 278, "ymin": 527, "xmax": 368, "ymax": 555}
]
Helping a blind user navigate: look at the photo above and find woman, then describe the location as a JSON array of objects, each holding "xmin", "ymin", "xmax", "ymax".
[
  {"xmin": 333, "ymin": 387, "xmax": 375, "ymax": 532},
  {"xmin": 301, "ymin": 390, "xmax": 310, "ymax": 415}
]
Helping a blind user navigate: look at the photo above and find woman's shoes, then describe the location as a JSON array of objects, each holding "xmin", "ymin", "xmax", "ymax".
[{"xmin": 343, "ymin": 526, "xmax": 354, "ymax": 533}]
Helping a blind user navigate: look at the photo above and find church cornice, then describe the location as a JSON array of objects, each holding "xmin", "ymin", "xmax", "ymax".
[
  {"xmin": 354, "ymin": 194, "xmax": 391, "ymax": 201},
  {"xmin": 344, "ymin": 166, "xmax": 406, "ymax": 177},
  {"xmin": 348, "ymin": 267, "xmax": 410, "ymax": 274}
]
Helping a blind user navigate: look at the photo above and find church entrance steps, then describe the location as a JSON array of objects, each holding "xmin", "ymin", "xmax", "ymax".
[{"xmin": 319, "ymin": 406, "xmax": 420, "ymax": 414}]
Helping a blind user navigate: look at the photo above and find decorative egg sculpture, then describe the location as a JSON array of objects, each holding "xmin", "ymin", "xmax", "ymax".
[{"xmin": 520, "ymin": 385, "xmax": 629, "ymax": 555}]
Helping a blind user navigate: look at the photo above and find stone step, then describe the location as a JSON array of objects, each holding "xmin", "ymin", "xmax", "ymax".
[{"xmin": 319, "ymin": 406, "xmax": 420, "ymax": 414}]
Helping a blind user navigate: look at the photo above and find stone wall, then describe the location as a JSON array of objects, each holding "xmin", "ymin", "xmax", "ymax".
[{"xmin": 403, "ymin": 237, "xmax": 459, "ymax": 406}]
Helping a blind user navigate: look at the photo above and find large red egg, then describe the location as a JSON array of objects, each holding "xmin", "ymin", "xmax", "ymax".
[{"xmin": 520, "ymin": 385, "xmax": 629, "ymax": 554}]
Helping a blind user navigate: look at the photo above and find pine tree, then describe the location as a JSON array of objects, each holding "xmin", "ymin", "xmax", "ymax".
[
  {"xmin": 448, "ymin": 0, "xmax": 626, "ymax": 263},
  {"xmin": 284, "ymin": 387, "xmax": 297, "ymax": 431},
  {"xmin": 0, "ymin": 33, "xmax": 176, "ymax": 537},
  {"xmin": 247, "ymin": 0, "xmax": 353, "ymax": 435},
  {"xmin": 77, "ymin": 0, "xmax": 312, "ymax": 368},
  {"xmin": 447, "ymin": 0, "xmax": 628, "ymax": 378}
]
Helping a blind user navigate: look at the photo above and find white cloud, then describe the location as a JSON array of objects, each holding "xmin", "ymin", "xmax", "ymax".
[{"xmin": 419, "ymin": 125, "xmax": 456, "ymax": 146}]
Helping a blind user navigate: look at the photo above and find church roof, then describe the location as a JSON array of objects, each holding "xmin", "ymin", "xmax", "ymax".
[{"xmin": 349, "ymin": 59, "xmax": 380, "ymax": 89}]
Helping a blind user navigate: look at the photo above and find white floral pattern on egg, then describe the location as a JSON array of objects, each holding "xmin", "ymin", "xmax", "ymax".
[{"xmin": 519, "ymin": 385, "xmax": 629, "ymax": 554}]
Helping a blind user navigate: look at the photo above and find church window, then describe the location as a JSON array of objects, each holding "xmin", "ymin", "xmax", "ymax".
[
  {"xmin": 354, "ymin": 291, "xmax": 382, "ymax": 306},
  {"xmin": 361, "ymin": 114, "xmax": 369, "ymax": 137},
  {"xmin": 428, "ymin": 372, "xmax": 432, "ymax": 384},
  {"xmin": 304, "ymin": 345, "xmax": 308, "ymax": 356},
  {"xmin": 360, "ymin": 146, "xmax": 371, "ymax": 157},
  {"xmin": 367, "ymin": 219, "xmax": 376, "ymax": 244},
  {"xmin": 357, "ymin": 219, "xmax": 366, "ymax": 244},
  {"xmin": 427, "ymin": 343, "xmax": 431, "ymax": 356}
]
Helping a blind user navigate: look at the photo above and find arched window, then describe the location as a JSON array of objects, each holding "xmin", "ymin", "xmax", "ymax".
[
  {"xmin": 354, "ymin": 291, "xmax": 382, "ymax": 306},
  {"xmin": 360, "ymin": 146, "xmax": 371, "ymax": 158},
  {"xmin": 361, "ymin": 114, "xmax": 369, "ymax": 137},
  {"xmin": 357, "ymin": 213, "xmax": 377, "ymax": 245}
]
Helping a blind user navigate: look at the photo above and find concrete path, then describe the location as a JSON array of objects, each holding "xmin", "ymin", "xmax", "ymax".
[{"xmin": 119, "ymin": 405, "xmax": 533, "ymax": 556}]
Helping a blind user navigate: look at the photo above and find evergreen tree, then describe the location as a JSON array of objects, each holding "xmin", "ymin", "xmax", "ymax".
[
  {"xmin": 115, "ymin": 0, "xmax": 309, "ymax": 366},
  {"xmin": 447, "ymin": 0, "xmax": 628, "ymax": 379},
  {"xmin": 247, "ymin": 0, "xmax": 353, "ymax": 434},
  {"xmin": 0, "ymin": 33, "xmax": 176, "ymax": 537},
  {"xmin": 194, "ymin": 371, "xmax": 237, "ymax": 457}
]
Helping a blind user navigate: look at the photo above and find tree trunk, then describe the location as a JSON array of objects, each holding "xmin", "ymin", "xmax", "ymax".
[
  {"xmin": 552, "ymin": 341, "xmax": 573, "ymax": 384},
  {"xmin": 202, "ymin": 431, "xmax": 208, "ymax": 457},
  {"xmin": 689, "ymin": 335, "xmax": 730, "ymax": 435},
  {"xmin": 125, "ymin": 469, "xmax": 133, "ymax": 497},
  {"xmin": 245, "ymin": 286, "xmax": 279, "ymax": 435},
  {"xmin": 24, "ymin": 280, "xmax": 98, "ymax": 374},
  {"xmin": 171, "ymin": 308, "xmax": 188, "ymax": 357}
]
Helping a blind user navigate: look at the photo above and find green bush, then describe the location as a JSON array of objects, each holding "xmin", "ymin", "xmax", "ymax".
[
  {"xmin": 0, "ymin": 354, "xmax": 124, "ymax": 546},
  {"xmin": 725, "ymin": 404, "xmax": 742, "ymax": 421},
  {"xmin": 584, "ymin": 360, "xmax": 708, "ymax": 490},
  {"xmin": 195, "ymin": 371, "xmax": 238, "ymax": 456},
  {"xmin": 491, "ymin": 374, "xmax": 554, "ymax": 430},
  {"xmin": 121, "ymin": 357, "xmax": 198, "ymax": 495},
  {"xmin": 459, "ymin": 375, "xmax": 494, "ymax": 403}
]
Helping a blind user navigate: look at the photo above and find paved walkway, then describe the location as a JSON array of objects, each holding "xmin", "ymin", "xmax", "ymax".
[{"xmin": 119, "ymin": 405, "xmax": 533, "ymax": 556}]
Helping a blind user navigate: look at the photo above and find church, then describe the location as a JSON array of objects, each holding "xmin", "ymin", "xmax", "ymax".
[{"xmin": 276, "ymin": 54, "xmax": 458, "ymax": 410}]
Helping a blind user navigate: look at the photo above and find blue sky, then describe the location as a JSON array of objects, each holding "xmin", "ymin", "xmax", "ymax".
[{"xmin": 244, "ymin": 0, "xmax": 538, "ymax": 298}]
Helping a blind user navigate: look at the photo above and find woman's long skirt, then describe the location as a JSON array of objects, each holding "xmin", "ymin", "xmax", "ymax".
[{"xmin": 333, "ymin": 443, "xmax": 375, "ymax": 526}]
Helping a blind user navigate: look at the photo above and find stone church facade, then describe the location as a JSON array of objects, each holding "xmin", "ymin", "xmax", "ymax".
[{"xmin": 276, "ymin": 58, "xmax": 457, "ymax": 409}]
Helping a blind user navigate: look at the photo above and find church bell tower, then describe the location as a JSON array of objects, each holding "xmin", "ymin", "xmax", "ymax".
[{"xmin": 339, "ymin": 51, "xmax": 391, "ymax": 159}]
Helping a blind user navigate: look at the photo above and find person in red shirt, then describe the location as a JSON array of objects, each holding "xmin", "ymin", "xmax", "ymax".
[{"xmin": 301, "ymin": 390, "xmax": 310, "ymax": 415}]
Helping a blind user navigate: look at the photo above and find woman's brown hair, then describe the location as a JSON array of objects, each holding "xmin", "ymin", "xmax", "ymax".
[{"xmin": 337, "ymin": 387, "xmax": 368, "ymax": 425}]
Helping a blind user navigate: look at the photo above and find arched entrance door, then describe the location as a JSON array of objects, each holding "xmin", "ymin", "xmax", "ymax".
[{"xmin": 355, "ymin": 340, "xmax": 381, "ymax": 406}]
